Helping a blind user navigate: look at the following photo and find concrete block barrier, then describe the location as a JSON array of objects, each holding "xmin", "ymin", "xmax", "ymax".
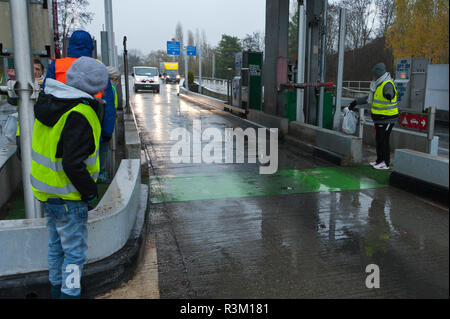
[
  {"xmin": 124, "ymin": 112, "xmax": 141, "ymax": 160},
  {"xmin": 390, "ymin": 149, "xmax": 449, "ymax": 205},
  {"xmin": 180, "ymin": 87, "xmax": 289, "ymax": 137},
  {"xmin": 361, "ymin": 122, "xmax": 439, "ymax": 155},
  {"xmin": 288, "ymin": 121, "xmax": 363, "ymax": 165},
  {"xmin": 247, "ymin": 109, "xmax": 289, "ymax": 137},
  {"xmin": 0, "ymin": 141, "xmax": 21, "ymax": 209},
  {"xmin": 179, "ymin": 86, "xmax": 247, "ymax": 115}
]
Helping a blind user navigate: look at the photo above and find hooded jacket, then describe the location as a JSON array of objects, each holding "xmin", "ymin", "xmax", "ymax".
[
  {"xmin": 34, "ymin": 79, "xmax": 104, "ymax": 201},
  {"xmin": 42, "ymin": 30, "xmax": 116, "ymax": 139}
]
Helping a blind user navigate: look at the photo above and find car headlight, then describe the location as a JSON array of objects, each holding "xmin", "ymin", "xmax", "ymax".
[{"xmin": 176, "ymin": 74, "xmax": 180, "ymax": 79}]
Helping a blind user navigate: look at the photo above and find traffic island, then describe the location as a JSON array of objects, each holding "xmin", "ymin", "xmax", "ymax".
[{"xmin": 390, "ymin": 149, "xmax": 449, "ymax": 206}]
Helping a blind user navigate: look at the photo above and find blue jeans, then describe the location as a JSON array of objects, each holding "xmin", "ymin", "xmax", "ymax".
[{"xmin": 44, "ymin": 198, "xmax": 88, "ymax": 297}]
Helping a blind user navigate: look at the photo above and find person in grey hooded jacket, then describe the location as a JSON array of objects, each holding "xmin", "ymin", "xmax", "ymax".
[
  {"xmin": 348, "ymin": 62, "xmax": 399, "ymax": 169},
  {"xmin": 32, "ymin": 57, "xmax": 108, "ymax": 299}
]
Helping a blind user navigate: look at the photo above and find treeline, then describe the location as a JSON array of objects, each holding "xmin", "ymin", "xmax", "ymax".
[{"xmin": 289, "ymin": 0, "xmax": 448, "ymax": 81}]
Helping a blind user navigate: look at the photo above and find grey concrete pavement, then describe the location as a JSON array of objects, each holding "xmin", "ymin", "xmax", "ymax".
[{"xmin": 123, "ymin": 82, "xmax": 448, "ymax": 299}]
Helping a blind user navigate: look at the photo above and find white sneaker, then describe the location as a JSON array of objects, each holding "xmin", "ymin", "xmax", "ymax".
[
  {"xmin": 373, "ymin": 162, "xmax": 390, "ymax": 170},
  {"xmin": 369, "ymin": 161, "xmax": 378, "ymax": 167}
]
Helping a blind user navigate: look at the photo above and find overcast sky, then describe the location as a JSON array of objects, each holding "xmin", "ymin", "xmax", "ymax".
[{"xmin": 85, "ymin": 0, "xmax": 267, "ymax": 55}]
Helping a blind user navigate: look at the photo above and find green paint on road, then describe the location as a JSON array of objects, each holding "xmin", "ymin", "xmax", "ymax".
[{"xmin": 150, "ymin": 166, "xmax": 390, "ymax": 203}]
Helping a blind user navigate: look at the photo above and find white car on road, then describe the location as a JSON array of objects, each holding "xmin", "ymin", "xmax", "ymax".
[{"xmin": 132, "ymin": 66, "xmax": 160, "ymax": 93}]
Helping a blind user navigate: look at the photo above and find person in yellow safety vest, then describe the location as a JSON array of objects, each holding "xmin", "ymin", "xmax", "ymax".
[
  {"xmin": 96, "ymin": 66, "xmax": 120, "ymax": 183},
  {"xmin": 348, "ymin": 62, "xmax": 399, "ymax": 170},
  {"xmin": 106, "ymin": 66, "xmax": 120, "ymax": 110},
  {"xmin": 112, "ymin": 83, "xmax": 118, "ymax": 109},
  {"xmin": 7, "ymin": 59, "xmax": 45, "ymax": 159},
  {"xmin": 31, "ymin": 57, "xmax": 109, "ymax": 299}
]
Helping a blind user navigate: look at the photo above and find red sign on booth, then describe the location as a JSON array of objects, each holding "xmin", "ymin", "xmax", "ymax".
[{"xmin": 398, "ymin": 112, "xmax": 428, "ymax": 132}]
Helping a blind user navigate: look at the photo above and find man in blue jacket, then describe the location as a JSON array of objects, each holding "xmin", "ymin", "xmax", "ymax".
[{"xmin": 43, "ymin": 30, "xmax": 116, "ymax": 182}]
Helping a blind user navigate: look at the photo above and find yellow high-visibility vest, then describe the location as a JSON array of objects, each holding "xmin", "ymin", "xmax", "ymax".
[
  {"xmin": 112, "ymin": 83, "xmax": 118, "ymax": 109},
  {"xmin": 30, "ymin": 103, "xmax": 101, "ymax": 202},
  {"xmin": 371, "ymin": 80, "xmax": 399, "ymax": 116}
]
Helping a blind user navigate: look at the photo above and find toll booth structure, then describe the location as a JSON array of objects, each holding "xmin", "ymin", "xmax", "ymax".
[{"xmin": 232, "ymin": 51, "xmax": 263, "ymax": 112}]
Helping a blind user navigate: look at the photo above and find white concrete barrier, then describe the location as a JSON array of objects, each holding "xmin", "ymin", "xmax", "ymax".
[
  {"xmin": 0, "ymin": 140, "xmax": 21, "ymax": 209},
  {"xmin": 361, "ymin": 122, "xmax": 439, "ymax": 155},
  {"xmin": 0, "ymin": 159, "xmax": 141, "ymax": 277},
  {"xmin": 392, "ymin": 149, "xmax": 449, "ymax": 189},
  {"xmin": 289, "ymin": 121, "xmax": 363, "ymax": 165}
]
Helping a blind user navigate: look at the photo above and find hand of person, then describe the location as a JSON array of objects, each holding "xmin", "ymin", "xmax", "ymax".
[
  {"xmin": 85, "ymin": 194, "xmax": 97, "ymax": 210},
  {"xmin": 348, "ymin": 100, "xmax": 357, "ymax": 111}
]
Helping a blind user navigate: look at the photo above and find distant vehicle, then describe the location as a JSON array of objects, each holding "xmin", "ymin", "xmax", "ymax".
[
  {"xmin": 161, "ymin": 62, "xmax": 180, "ymax": 84},
  {"xmin": 132, "ymin": 66, "xmax": 160, "ymax": 93}
]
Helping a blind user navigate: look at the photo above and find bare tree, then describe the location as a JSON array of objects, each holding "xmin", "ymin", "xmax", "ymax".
[
  {"xmin": 175, "ymin": 22, "xmax": 184, "ymax": 73},
  {"xmin": 242, "ymin": 31, "xmax": 264, "ymax": 52},
  {"xmin": 145, "ymin": 50, "xmax": 170, "ymax": 68},
  {"xmin": 375, "ymin": 0, "xmax": 395, "ymax": 37},
  {"xmin": 127, "ymin": 49, "xmax": 143, "ymax": 72},
  {"xmin": 341, "ymin": 0, "xmax": 377, "ymax": 49},
  {"xmin": 57, "ymin": 0, "xmax": 94, "ymax": 54},
  {"xmin": 187, "ymin": 30, "xmax": 195, "ymax": 46},
  {"xmin": 327, "ymin": 3, "xmax": 341, "ymax": 54},
  {"xmin": 187, "ymin": 29, "xmax": 195, "ymax": 69}
]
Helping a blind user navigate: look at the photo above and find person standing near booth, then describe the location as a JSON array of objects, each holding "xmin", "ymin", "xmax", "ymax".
[{"xmin": 349, "ymin": 62, "xmax": 399, "ymax": 170}]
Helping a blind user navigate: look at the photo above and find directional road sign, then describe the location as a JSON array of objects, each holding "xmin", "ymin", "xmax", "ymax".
[
  {"xmin": 186, "ymin": 46, "xmax": 197, "ymax": 57},
  {"xmin": 167, "ymin": 41, "xmax": 180, "ymax": 56}
]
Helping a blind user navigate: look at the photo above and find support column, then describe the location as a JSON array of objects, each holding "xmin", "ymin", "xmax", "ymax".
[
  {"xmin": 263, "ymin": 0, "xmax": 289, "ymax": 116},
  {"xmin": 305, "ymin": 0, "xmax": 323, "ymax": 125},
  {"xmin": 10, "ymin": 0, "xmax": 42, "ymax": 218},
  {"xmin": 296, "ymin": 0, "xmax": 307, "ymax": 122},
  {"xmin": 104, "ymin": 0, "xmax": 115, "ymax": 67},
  {"xmin": 333, "ymin": 8, "xmax": 346, "ymax": 131}
]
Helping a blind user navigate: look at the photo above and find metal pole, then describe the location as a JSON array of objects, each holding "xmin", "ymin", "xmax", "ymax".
[
  {"xmin": 296, "ymin": 0, "xmax": 307, "ymax": 122},
  {"xmin": 10, "ymin": 0, "xmax": 41, "ymax": 219},
  {"xmin": 318, "ymin": 0, "xmax": 328, "ymax": 128},
  {"xmin": 104, "ymin": 0, "xmax": 116, "ymax": 177},
  {"xmin": 199, "ymin": 47, "xmax": 202, "ymax": 94},
  {"xmin": 359, "ymin": 108, "xmax": 364, "ymax": 138},
  {"xmin": 427, "ymin": 106, "xmax": 436, "ymax": 154},
  {"xmin": 123, "ymin": 36, "xmax": 130, "ymax": 113},
  {"xmin": 104, "ymin": 0, "xmax": 114, "ymax": 67},
  {"xmin": 212, "ymin": 53, "xmax": 215, "ymax": 78},
  {"xmin": 333, "ymin": 7, "xmax": 346, "ymax": 131},
  {"xmin": 52, "ymin": 0, "xmax": 61, "ymax": 58},
  {"xmin": 184, "ymin": 47, "xmax": 188, "ymax": 89}
]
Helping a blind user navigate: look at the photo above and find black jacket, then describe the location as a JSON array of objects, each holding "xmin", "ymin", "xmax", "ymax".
[{"xmin": 34, "ymin": 89, "xmax": 104, "ymax": 202}]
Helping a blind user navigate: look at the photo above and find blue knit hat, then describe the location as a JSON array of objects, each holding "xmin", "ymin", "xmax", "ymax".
[{"xmin": 66, "ymin": 57, "xmax": 109, "ymax": 95}]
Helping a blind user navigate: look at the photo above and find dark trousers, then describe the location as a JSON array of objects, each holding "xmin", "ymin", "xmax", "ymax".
[{"xmin": 375, "ymin": 123, "xmax": 394, "ymax": 166}]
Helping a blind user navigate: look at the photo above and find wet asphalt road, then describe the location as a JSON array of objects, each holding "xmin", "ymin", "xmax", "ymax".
[{"xmin": 131, "ymin": 83, "xmax": 448, "ymax": 299}]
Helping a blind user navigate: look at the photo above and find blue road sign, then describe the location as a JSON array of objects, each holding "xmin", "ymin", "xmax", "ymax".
[
  {"xmin": 187, "ymin": 46, "xmax": 197, "ymax": 57},
  {"xmin": 167, "ymin": 41, "xmax": 180, "ymax": 55}
]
